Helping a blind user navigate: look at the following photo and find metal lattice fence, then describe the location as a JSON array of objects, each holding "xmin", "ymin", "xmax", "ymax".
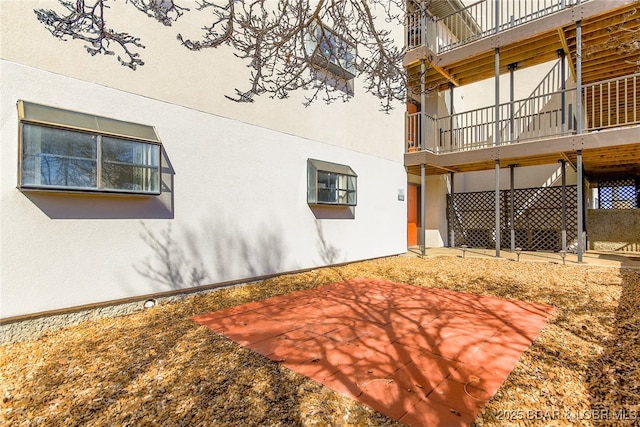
[
  {"xmin": 448, "ymin": 186, "xmax": 578, "ymax": 251},
  {"xmin": 598, "ymin": 178, "xmax": 639, "ymax": 209}
]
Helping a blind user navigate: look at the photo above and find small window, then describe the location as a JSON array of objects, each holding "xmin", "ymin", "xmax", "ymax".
[
  {"xmin": 305, "ymin": 22, "xmax": 356, "ymax": 80},
  {"xmin": 18, "ymin": 101, "xmax": 161, "ymax": 195},
  {"xmin": 307, "ymin": 159, "xmax": 357, "ymax": 206}
]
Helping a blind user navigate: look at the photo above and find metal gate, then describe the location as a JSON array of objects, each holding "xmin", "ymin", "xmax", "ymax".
[{"xmin": 448, "ymin": 186, "xmax": 578, "ymax": 251}]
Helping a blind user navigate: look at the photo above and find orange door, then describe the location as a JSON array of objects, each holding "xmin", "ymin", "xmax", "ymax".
[{"xmin": 407, "ymin": 184, "xmax": 419, "ymax": 246}]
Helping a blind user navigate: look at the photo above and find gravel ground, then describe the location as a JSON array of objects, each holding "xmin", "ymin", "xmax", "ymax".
[{"xmin": 1, "ymin": 255, "xmax": 639, "ymax": 426}]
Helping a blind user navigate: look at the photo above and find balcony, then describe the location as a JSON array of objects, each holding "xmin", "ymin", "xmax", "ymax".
[
  {"xmin": 406, "ymin": 73, "xmax": 639, "ymax": 154},
  {"xmin": 404, "ymin": 1, "xmax": 639, "ymax": 93},
  {"xmin": 406, "ymin": 0, "xmax": 589, "ymax": 54},
  {"xmin": 403, "ymin": 0, "xmax": 640, "ymax": 180},
  {"xmin": 407, "ymin": 88, "xmax": 578, "ymax": 153},
  {"xmin": 404, "ymin": 72, "xmax": 640, "ymax": 181}
]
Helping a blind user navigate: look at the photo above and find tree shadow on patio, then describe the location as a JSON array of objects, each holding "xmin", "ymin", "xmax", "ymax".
[
  {"xmin": 194, "ymin": 277, "xmax": 554, "ymax": 425},
  {"xmin": 12, "ymin": 301, "xmax": 397, "ymax": 426}
]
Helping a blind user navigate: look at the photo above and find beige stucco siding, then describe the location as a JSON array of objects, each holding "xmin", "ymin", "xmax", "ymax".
[
  {"xmin": 0, "ymin": 59, "xmax": 407, "ymax": 319},
  {"xmin": 0, "ymin": 0, "xmax": 403, "ymax": 162}
]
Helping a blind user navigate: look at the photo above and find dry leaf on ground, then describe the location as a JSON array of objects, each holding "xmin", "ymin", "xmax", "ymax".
[{"xmin": 1, "ymin": 256, "xmax": 638, "ymax": 426}]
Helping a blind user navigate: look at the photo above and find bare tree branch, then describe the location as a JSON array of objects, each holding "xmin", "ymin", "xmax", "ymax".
[
  {"xmin": 35, "ymin": 0, "xmax": 146, "ymax": 69},
  {"xmin": 176, "ymin": 0, "xmax": 236, "ymax": 49},
  {"xmin": 127, "ymin": 0, "xmax": 189, "ymax": 26},
  {"xmin": 35, "ymin": 0, "xmax": 409, "ymax": 110}
]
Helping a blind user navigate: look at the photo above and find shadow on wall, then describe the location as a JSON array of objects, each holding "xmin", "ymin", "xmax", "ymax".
[
  {"xmin": 136, "ymin": 217, "xmax": 290, "ymax": 290},
  {"xmin": 135, "ymin": 223, "xmax": 208, "ymax": 290},
  {"xmin": 21, "ymin": 147, "xmax": 175, "ymax": 219},
  {"xmin": 195, "ymin": 217, "xmax": 288, "ymax": 283},
  {"xmin": 136, "ymin": 216, "xmax": 352, "ymax": 291},
  {"xmin": 315, "ymin": 220, "xmax": 343, "ymax": 264}
]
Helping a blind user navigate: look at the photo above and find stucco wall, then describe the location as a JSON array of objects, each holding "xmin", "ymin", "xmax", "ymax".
[
  {"xmin": 0, "ymin": 61, "xmax": 407, "ymax": 318},
  {"xmin": 587, "ymin": 209, "xmax": 640, "ymax": 252},
  {"xmin": 0, "ymin": 0, "xmax": 404, "ymax": 162}
]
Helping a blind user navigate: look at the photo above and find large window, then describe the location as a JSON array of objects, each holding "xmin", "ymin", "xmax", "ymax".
[
  {"xmin": 305, "ymin": 22, "xmax": 356, "ymax": 80},
  {"xmin": 307, "ymin": 159, "xmax": 357, "ymax": 206},
  {"xmin": 18, "ymin": 101, "xmax": 161, "ymax": 195}
]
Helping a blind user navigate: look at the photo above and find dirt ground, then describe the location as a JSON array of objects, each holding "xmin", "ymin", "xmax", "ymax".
[{"xmin": 1, "ymin": 255, "xmax": 639, "ymax": 426}]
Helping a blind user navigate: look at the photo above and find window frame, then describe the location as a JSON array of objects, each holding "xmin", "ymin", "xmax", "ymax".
[
  {"xmin": 305, "ymin": 21, "xmax": 357, "ymax": 80},
  {"xmin": 307, "ymin": 158, "xmax": 357, "ymax": 206},
  {"xmin": 17, "ymin": 100, "xmax": 162, "ymax": 196}
]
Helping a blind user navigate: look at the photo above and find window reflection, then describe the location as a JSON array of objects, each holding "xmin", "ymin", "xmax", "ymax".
[
  {"xmin": 316, "ymin": 171, "xmax": 357, "ymax": 205},
  {"xmin": 22, "ymin": 125, "xmax": 97, "ymax": 188},
  {"xmin": 21, "ymin": 124, "xmax": 160, "ymax": 194},
  {"xmin": 102, "ymin": 137, "xmax": 159, "ymax": 193}
]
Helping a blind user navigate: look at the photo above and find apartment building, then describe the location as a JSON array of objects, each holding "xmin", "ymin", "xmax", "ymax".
[
  {"xmin": 404, "ymin": 0, "xmax": 640, "ymax": 258},
  {"xmin": 0, "ymin": 1, "xmax": 406, "ymax": 323},
  {"xmin": 2, "ymin": 0, "xmax": 638, "ymax": 329}
]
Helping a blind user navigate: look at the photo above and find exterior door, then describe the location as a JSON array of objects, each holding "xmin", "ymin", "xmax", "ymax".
[{"xmin": 407, "ymin": 184, "xmax": 419, "ymax": 246}]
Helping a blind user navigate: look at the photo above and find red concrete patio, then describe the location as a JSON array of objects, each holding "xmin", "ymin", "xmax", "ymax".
[{"xmin": 192, "ymin": 278, "xmax": 555, "ymax": 426}]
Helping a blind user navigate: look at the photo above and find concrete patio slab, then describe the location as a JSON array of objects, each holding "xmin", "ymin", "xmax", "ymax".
[{"xmin": 192, "ymin": 278, "xmax": 555, "ymax": 426}]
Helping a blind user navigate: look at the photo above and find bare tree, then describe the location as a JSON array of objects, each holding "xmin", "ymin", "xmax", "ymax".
[{"xmin": 35, "ymin": 0, "xmax": 410, "ymax": 111}]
